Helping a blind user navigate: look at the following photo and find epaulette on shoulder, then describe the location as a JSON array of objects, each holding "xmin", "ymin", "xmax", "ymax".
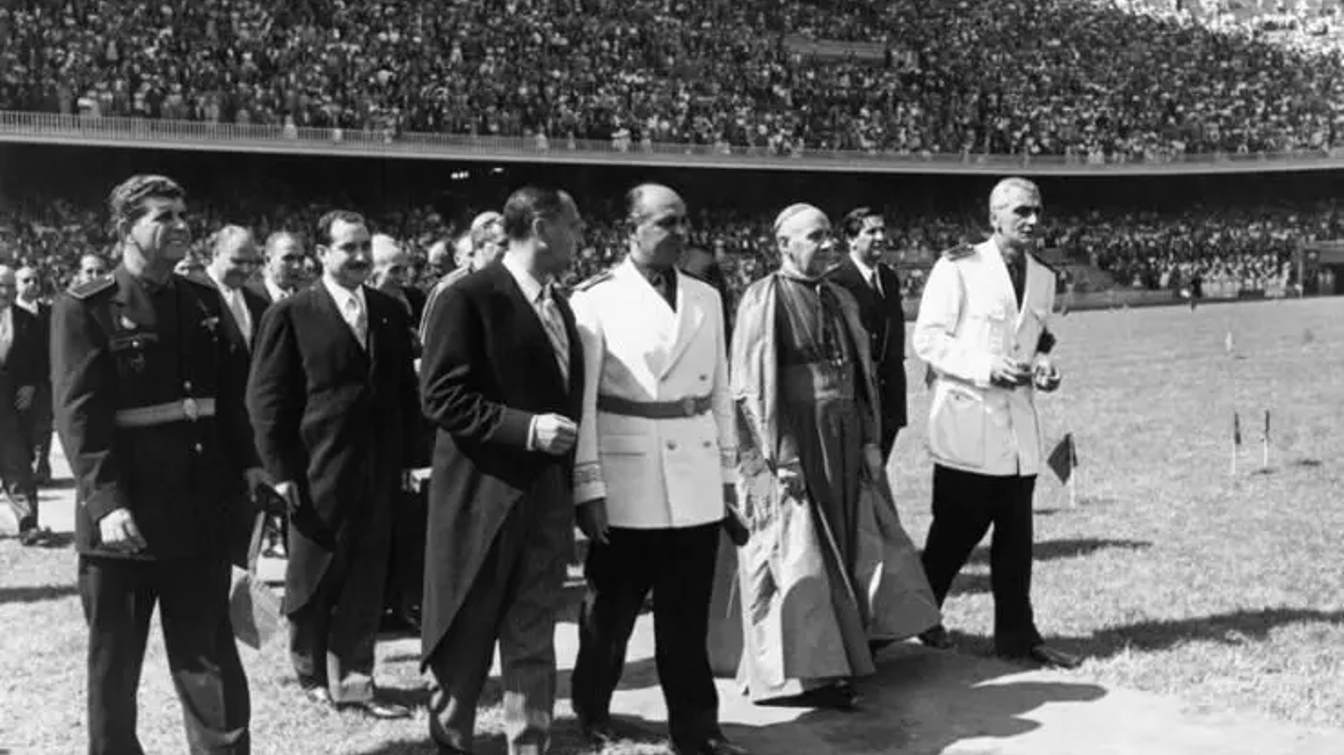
[
  {"xmin": 940, "ymin": 243, "xmax": 976, "ymax": 261},
  {"xmin": 573, "ymin": 270, "xmax": 614, "ymax": 293},
  {"xmin": 68, "ymin": 276, "xmax": 115, "ymax": 300}
]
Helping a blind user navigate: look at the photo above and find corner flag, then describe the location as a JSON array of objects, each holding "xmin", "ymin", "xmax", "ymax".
[{"xmin": 1047, "ymin": 433, "xmax": 1078, "ymax": 484}]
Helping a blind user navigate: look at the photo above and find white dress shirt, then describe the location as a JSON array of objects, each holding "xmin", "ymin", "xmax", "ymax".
[
  {"xmin": 850, "ymin": 254, "xmax": 885, "ymax": 297},
  {"xmin": 209, "ymin": 270, "xmax": 253, "ymax": 349},
  {"xmin": 321, "ymin": 275, "xmax": 368, "ymax": 349},
  {"xmin": 501, "ymin": 254, "xmax": 569, "ymax": 452},
  {"xmin": 0, "ymin": 305, "xmax": 11, "ymax": 364},
  {"xmin": 264, "ymin": 276, "xmax": 289, "ymax": 302}
]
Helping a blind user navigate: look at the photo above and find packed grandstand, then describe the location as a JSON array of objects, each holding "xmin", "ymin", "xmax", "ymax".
[{"xmin": 0, "ymin": 0, "xmax": 1340, "ymax": 303}]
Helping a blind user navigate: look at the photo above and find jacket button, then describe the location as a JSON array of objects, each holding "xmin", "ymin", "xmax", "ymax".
[
  {"xmin": 702, "ymin": 441, "xmax": 712, "ymax": 448},
  {"xmin": 667, "ymin": 441, "xmax": 677, "ymax": 451},
  {"xmin": 193, "ymin": 443, "xmax": 203, "ymax": 454}
]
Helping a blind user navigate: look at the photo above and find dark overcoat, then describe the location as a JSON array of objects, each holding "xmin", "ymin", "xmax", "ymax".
[
  {"xmin": 246, "ymin": 282, "xmax": 420, "ymax": 613},
  {"xmin": 418, "ymin": 261, "xmax": 583, "ymax": 667},
  {"xmin": 827, "ymin": 256, "xmax": 908, "ymax": 436}
]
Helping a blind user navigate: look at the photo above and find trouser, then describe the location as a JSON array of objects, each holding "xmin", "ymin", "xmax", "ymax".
[
  {"xmin": 0, "ymin": 406, "xmax": 37, "ymax": 531},
  {"xmin": 78, "ymin": 555, "xmax": 250, "ymax": 755},
  {"xmin": 427, "ymin": 465, "xmax": 570, "ymax": 755},
  {"xmin": 384, "ymin": 487, "xmax": 427, "ymax": 624},
  {"xmin": 572, "ymin": 522, "xmax": 722, "ymax": 751},
  {"xmin": 920, "ymin": 464, "xmax": 1043, "ymax": 654},
  {"xmin": 19, "ymin": 384, "xmax": 52, "ymax": 478},
  {"xmin": 288, "ymin": 513, "xmax": 391, "ymax": 704}
]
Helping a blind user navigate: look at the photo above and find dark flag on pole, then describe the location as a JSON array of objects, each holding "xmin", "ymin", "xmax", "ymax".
[
  {"xmin": 1233, "ymin": 412, "xmax": 1242, "ymax": 447},
  {"xmin": 1047, "ymin": 433, "xmax": 1077, "ymax": 484},
  {"xmin": 1263, "ymin": 410, "xmax": 1270, "ymax": 443}
]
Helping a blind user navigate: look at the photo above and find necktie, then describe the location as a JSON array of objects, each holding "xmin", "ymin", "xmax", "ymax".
[
  {"xmin": 869, "ymin": 268, "xmax": 885, "ymax": 299},
  {"xmin": 649, "ymin": 269, "xmax": 675, "ymax": 310},
  {"xmin": 537, "ymin": 285, "xmax": 570, "ymax": 386},
  {"xmin": 227, "ymin": 289, "xmax": 251, "ymax": 350},
  {"xmin": 344, "ymin": 295, "xmax": 368, "ymax": 350},
  {"xmin": 1006, "ymin": 254, "xmax": 1025, "ymax": 306}
]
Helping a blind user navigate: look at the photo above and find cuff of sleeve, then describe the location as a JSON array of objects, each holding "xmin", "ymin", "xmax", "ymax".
[
  {"xmin": 719, "ymin": 448, "xmax": 738, "ymax": 484},
  {"xmin": 83, "ymin": 486, "xmax": 123, "ymax": 523},
  {"xmin": 490, "ymin": 407, "xmax": 535, "ymax": 449},
  {"xmin": 526, "ymin": 415, "xmax": 540, "ymax": 452},
  {"xmin": 574, "ymin": 461, "xmax": 606, "ymax": 504}
]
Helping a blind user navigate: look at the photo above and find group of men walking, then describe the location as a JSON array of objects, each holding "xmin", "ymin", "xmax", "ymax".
[{"xmin": 43, "ymin": 172, "xmax": 1080, "ymax": 755}]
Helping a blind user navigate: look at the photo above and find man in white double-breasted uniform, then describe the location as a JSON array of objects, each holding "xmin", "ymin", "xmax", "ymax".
[
  {"xmin": 912, "ymin": 177, "xmax": 1081, "ymax": 669},
  {"xmin": 568, "ymin": 184, "xmax": 747, "ymax": 755}
]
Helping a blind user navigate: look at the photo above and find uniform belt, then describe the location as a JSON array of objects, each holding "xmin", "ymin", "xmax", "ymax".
[
  {"xmin": 597, "ymin": 394, "xmax": 712, "ymax": 419},
  {"xmin": 114, "ymin": 398, "xmax": 216, "ymax": 428}
]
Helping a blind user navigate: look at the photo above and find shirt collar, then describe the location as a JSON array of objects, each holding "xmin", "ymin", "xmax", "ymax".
[
  {"xmin": 264, "ymin": 276, "xmax": 289, "ymax": 301},
  {"xmin": 849, "ymin": 253, "xmax": 879, "ymax": 282},
  {"xmin": 206, "ymin": 266, "xmax": 236, "ymax": 294},
  {"xmin": 14, "ymin": 297, "xmax": 38, "ymax": 314},
  {"xmin": 502, "ymin": 253, "xmax": 547, "ymax": 304},
  {"xmin": 322, "ymin": 274, "xmax": 366, "ymax": 312}
]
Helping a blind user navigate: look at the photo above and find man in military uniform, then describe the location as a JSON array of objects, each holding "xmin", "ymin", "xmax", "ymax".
[
  {"xmin": 52, "ymin": 174, "xmax": 267, "ymax": 754},
  {"xmin": 911, "ymin": 177, "xmax": 1079, "ymax": 669},
  {"xmin": 569, "ymin": 184, "xmax": 746, "ymax": 755}
]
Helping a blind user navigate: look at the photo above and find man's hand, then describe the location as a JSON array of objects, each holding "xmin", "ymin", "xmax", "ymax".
[
  {"xmin": 722, "ymin": 484, "xmax": 737, "ymax": 508},
  {"xmin": 98, "ymin": 507, "xmax": 147, "ymax": 553},
  {"xmin": 989, "ymin": 356, "xmax": 1032, "ymax": 389},
  {"xmin": 14, "ymin": 385, "xmax": 35, "ymax": 411},
  {"xmin": 777, "ymin": 463, "xmax": 806, "ymax": 499},
  {"xmin": 533, "ymin": 414, "xmax": 578, "ymax": 455},
  {"xmin": 1033, "ymin": 357, "xmax": 1062, "ymax": 392},
  {"xmin": 577, "ymin": 498, "xmax": 610, "ymax": 545},
  {"xmin": 274, "ymin": 480, "xmax": 302, "ymax": 516},
  {"xmin": 862, "ymin": 443, "xmax": 885, "ymax": 481}
]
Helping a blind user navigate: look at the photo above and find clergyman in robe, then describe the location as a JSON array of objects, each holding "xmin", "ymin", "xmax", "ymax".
[{"xmin": 709, "ymin": 203, "xmax": 940, "ymax": 709}]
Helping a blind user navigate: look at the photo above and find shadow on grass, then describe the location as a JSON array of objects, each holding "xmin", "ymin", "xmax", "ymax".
[
  {"xmin": 1051, "ymin": 607, "xmax": 1344, "ymax": 661},
  {"xmin": 967, "ymin": 538, "xmax": 1151, "ymax": 567},
  {"xmin": 0, "ymin": 583, "xmax": 78, "ymax": 604},
  {"xmin": 718, "ymin": 646, "xmax": 1105, "ymax": 754}
]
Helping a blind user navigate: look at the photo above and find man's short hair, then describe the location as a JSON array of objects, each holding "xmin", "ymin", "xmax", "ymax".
[
  {"xmin": 107, "ymin": 174, "xmax": 185, "ymax": 232},
  {"xmin": 263, "ymin": 230, "xmax": 304, "ymax": 257},
  {"xmin": 208, "ymin": 224, "xmax": 254, "ymax": 258},
  {"xmin": 840, "ymin": 206, "xmax": 882, "ymax": 240},
  {"xmin": 469, "ymin": 211, "xmax": 503, "ymax": 249},
  {"xmin": 315, "ymin": 210, "xmax": 366, "ymax": 248},
  {"xmin": 772, "ymin": 203, "xmax": 822, "ymax": 238},
  {"xmin": 501, "ymin": 187, "xmax": 569, "ymax": 241},
  {"xmin": 989, "ymin": 177, "xmax": 1041, "ymax": 215}
]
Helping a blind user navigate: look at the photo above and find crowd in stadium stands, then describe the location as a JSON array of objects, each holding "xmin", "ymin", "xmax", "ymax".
[
  {"xmin": 4, "ymin": 189, "xmax": 1331, "ymax": 302},
  {"xmin": 2, "ymin": 0, "xmax": 1344, "ymax": 158}
]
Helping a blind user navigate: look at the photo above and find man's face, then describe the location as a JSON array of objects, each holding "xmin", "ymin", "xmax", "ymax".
[
  {"xmin": 319, "ymin": 219, "xmax": 373, "ymax": 289},
  {"xmin": 15, "ymin": 268, "xmax": 39, "ymax": 302},
  {"xmin": 473, "ymin": 221, "xmax": 505, "ymax": 271},
  {"xmin": 79, "ymin": 256, "xmax": 108, "ymax": 282},
  {"xmin": 779, "ymin": 209, "xmax": 837, "ymax": 278},
  {"xmin": 265, "ymin": 236, "xmax": 306, "ymax": 289},
  {"xmin": 0, "ymin": 268, "xmax": 13, "ymax": 308},
  {"xmin": 538, "ymin": 198, "xmax": 583, "ymax": 276},
  {"xmin": 211, "ymin": 234, "xmax": 262, "ymax": 289},
  {"xmin": 374, "ymin": 249, "xmax": 410, "ymax": 289},
  {"xmin": 629, "ymin": 191, "xmax": 688, "ymax": 269},
  {"xmin": 849, "ymin": 215, "xmax": 887, "ymax": 266},
  {"xmin": 125, "ymin": 196, "xmax": 191, "ymax": 264},
  {"xmin": 991, "ymin": 187, "xmax": 1042, "ymax": 251}
]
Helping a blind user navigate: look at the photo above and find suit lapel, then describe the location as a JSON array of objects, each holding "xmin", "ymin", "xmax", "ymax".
[
  {"xmin": 314, "ymin": 283, "xmax": 370, "ymax": 368},
  {"xmin": 492, "ymin": 265, "xmax": 566, "ymax": 395},
  {"xmin": 554, "ymin": 292, "xmax": 583, "ymax": 409},
  {"xmin": 660, "ymin": 271, "xmax": 705, "ymax": 379}
]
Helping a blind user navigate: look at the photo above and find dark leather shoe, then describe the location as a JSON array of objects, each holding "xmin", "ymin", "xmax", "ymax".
[
  {"xmin": 918, "ymin": 624, "xmax": 955, "ymax": 650},
  {"xmin": 999, "ymin": 643, "xmax": 1083, "ymax": 669},
  {"xmin": 335, "ymin": 699, "xmax": 412, "ymax": 719}
]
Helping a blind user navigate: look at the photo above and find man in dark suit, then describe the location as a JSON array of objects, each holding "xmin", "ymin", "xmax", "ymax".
[
  {"xmin": 248, "ymin": 230, "xmax": 307, "ymax": 305},
  {"xmin": 678, "ymin": 245, "xmax": 733, "ymax": 341},
  {"xmin": 247, "ymin": 209, "xmax": 421, "ymax": 719},
  {"xmin": 419, "ymin": 187, "xmax": 584, "ymax": 755},
  {"xmin": 0, "ymin": 265, "xmax": 44, "ymax": 544},
  {"xmin": 14, "ymin": 265, "xmax": 52, "ymax": 485},
  {"xmin": 52, "ymin": 174, "xmax": 262, "ymax": 753},
  {"xmin": 828, "ymin": 207, "xmax": 907, "ymax": 459},
  {"xmin": 205, "ymin": 226, "xmax": 269, "ymax": 367}
]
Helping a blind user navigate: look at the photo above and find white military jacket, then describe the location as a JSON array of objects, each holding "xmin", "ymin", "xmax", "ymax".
[
  {"xmin": 570, "ymin": 258, "xmax": 737, "ymax": 529},
  {"xmin": 912, "ymin": 239, "xmax": 1057, "ymax": 477}
]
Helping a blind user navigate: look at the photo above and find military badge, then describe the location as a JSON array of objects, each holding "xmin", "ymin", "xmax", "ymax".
[{"xmin": 201, "ymin": 316, "xmax": 220, "ymax": 334}]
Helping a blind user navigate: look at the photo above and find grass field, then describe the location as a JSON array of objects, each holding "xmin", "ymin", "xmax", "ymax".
[{"xmin": 2, "ymin": 296, "xmax": 1343, "ymax": 754}]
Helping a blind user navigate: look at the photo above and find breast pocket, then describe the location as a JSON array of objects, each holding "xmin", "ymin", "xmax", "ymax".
[{"xmin": 928, "ymin": 386, "xmax": 986, "ymax": 469}]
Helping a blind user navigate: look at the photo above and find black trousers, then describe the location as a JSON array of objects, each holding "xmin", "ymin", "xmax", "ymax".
[
  {"xmin": 0, "ymin": 404, "xmax": 37, "ymax": 531},
  {"xmin": 572, "ymin": 522, "xmax": 721, "ymax": 750},
  {"xmin": 384, "ymin": 487, "xmax": 427, "ymax": 624},
  {"xmin": 920, "ymin": 464, "xmax": 1043, "ymax": 654},
  {"xmin": 19, "ymin": 383, "xmax": 52, "ymax": 477},
  {"xmin": 78, "ymin": 555, "xmax": 250, "ymax": 755}
]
